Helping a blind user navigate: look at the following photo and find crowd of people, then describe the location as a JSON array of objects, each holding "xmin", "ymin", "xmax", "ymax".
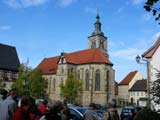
[
  {"xmin": 1, "ymin": 88, "xmax": 145, "ymax": 120},
  {"xmin": 0, "ymin": 89, "xmax": 71, "ymax": 120}
]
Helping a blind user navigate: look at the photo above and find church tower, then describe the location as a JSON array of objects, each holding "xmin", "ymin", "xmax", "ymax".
[{"xmin": 88, "ymin": 14, "xmax": 108, "ymax": 57}]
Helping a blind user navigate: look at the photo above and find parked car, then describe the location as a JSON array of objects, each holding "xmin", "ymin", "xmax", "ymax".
[
  {"xmin": 95, "ymin": 109, "xmax": 105, "ymax": 120},
  {"xmin": 69, "ymin": 106, "xmax": 87, "ymax": 120},
  {"xmin": 120, "ymin": 106, "xmax": 135, "ymax": 120}
]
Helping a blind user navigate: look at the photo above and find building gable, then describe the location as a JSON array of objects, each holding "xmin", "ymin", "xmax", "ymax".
[
  {"xmin": 58, "ymin": 53, "xmax": 67, "ymax": 64},
  {"xmin": 119, "ymin": 71, "xmax": 138, "ymax": 85}
]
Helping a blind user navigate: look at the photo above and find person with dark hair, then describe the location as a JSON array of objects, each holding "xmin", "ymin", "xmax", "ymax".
[
  {"xmin": 133, "ymin": 106, "xmax": 142, "ymax": 120},
  {"xmin": 0, "ymin": 89, "xmax": 8, "ymax": 100},
  {"xmin": 61, "ymin": 104, "xmax": 70, "ymax": 120},
  {"xmin": 12, "ymin": 95, "xmax": 35, "ymax": 120},
  {"xmin": 0, "ymin": 89, "xmax": 18, "ymax": 120},
  {"xmin": 102, "ymin": 98, "xmax": 119, "ymax": 120},
  {"xmin": 39, "ymin": 99, "xmax": 48, "ymax": 115},
  {"xmin": 40, "ymin": 100, "xmax": 64, "ymax": 120},
  {"xmin": 83, "ymin": 103, "xmax": 99, "ymax": 120}
]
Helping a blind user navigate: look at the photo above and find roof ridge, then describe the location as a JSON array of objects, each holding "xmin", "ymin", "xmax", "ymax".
[
  {"xmin": 119, "ymin": 70, "xmax": 138, "ymax": 85},
  {"xmin": 0, "ymin": 43, "xmax": 15, "ymax": 48},
  {"xmin": 142, "ymin": 37, "xmax": 160, "ymax": 58}
]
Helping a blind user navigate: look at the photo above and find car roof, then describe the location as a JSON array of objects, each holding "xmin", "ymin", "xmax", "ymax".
[{"xmin": 123, "ymin": 106, "xmax": 135, "ymax": 109}]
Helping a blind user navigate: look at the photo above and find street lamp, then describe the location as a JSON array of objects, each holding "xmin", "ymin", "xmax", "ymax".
[
  {"xmin": 136, "ymin": 55, "xmax": 151, "ymax": 109},
  {"xmin": 136, "ymin": 55, "xmax": 141, "ymax": 63}
]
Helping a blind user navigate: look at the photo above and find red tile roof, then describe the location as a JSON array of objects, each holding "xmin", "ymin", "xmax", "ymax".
[
  {"xmin": 37, "ymin": 56, "xmax": 60, "ymax": 75},
  {"xmin": 37, "ymin": 48, "xmax": 113, "ymax": 74},
  {"xmin": 63, "ymin": 48, "xmax": 112, "ymax": 64},
  {"xmin": 142, "ymin": 37, "xmax": 160, "ymax": 58},
  {"xmin": 119, "ymin": 71, "xmax": 138, "ymax": 85}
]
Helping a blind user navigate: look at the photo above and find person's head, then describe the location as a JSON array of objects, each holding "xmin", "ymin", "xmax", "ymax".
[
  {"xmin": 53, "ymin": 100, "xmax": 63, "ymax": 111},
  {"xmin": 134, "ymin": 106, "xmax": 142, "ymax": 114},
  {"xmin": 63, "ymin": 99, "xmax": 67, "ymax": 105},
  {"xmin": 107, "ymin": 98, "xmax": 117, "ymax": 108},
  {"xmin": 9, "ymin": 89, "xmax": 18, "ymax": 100},
  {"xmin": 42, "ymin": 99, "xmax": 48, "ymax": 105},
  {"xmin": 0, "ymin": 89, "xmax": 8, "ymax": 100},
  {"xmin": 21, "ymin": 95, "xmax": 35, "ymax": 112}
]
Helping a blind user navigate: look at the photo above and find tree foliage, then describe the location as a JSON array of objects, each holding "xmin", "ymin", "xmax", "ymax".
[
  {"xmin": 12, "ymin": 63, "xmax": 48, "ymax": 98},
  {"xmin": 150, "ymin": 72, "xmax": 160, "ymax": 104},
  {"xmin": 0, "ymin": 79, "xmax": 4, "ymax": 89},
  {"xmin": 60, "ymin": 75, "xmax": 83, "ymax": 104},
  {"xmin": 134, "ymin": 108, "xmax": 160, "ymax": 120},
  {"xmin": 144, "ymin": 0, "xmax": 160, "ymax": 24}
]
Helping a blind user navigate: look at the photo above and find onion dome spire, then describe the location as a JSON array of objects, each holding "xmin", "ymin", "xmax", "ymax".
[{"xmin": 92, "ymin": 14, "xmax": 104, "ymax": 36}]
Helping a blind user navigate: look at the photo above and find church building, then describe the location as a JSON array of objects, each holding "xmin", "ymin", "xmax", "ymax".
[{"xmin": 37, "ymin": 15, "xmax": 115, "ymax": 105}]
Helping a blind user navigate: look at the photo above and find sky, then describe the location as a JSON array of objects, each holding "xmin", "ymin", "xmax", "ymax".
[{"xmin": 0, "ymin": 0, "xmax": 160, "ymax": 82}]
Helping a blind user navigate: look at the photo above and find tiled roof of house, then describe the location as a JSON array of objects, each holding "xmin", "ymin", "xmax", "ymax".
[
  {"xmin": 37, "ymin": 48, "xmax": 113, "ymax": 74},
  {"xmin": 0, "ymin": 43, "xmax": 20, "ymax": 71},
  {"xmin": 119, "ymin": 71, "xmax": 138, "ymax": 85},
  {"xmin": 37, "ymin": 56, "xmax": 60, "ymax": 75},
  {"xmin": 129, "ymin": 79, "xmax": 147, "ymax": 91},
  {"xmin": 142, "ymin": 37, "xmax": 160, "ymax": 58}
]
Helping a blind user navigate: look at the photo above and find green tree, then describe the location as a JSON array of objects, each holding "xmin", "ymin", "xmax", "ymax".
[
  {"xmin": 0, "ymin": 79, "xmax": 4, "ymax": 89},
  {"xmin": 12, "ymin": 62, "xmax": 48, "ymax": 98},
  {"xmin": 60, "ymin": 75, "xmax": 83, "ymax": 104},
  {"xmin": 151, "ymin": 72, "xmax": 160, "ymax": 104},
  {"xmin": 144, "ymin": 0, "xmax": 160, "ymax": 24},
  {"xmin": 12, "ymin": 63, "xmax": 32, "ymax": 95},
  {"xmin": 29, "ymin": 69, "xmax": 48, "ymax": 98}
]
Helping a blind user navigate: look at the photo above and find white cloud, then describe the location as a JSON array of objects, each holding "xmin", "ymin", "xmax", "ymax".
[
  {"xmin": 111, "ymin": 48, "xmax": 144, "ymax": 60},
  {"xmin": 131, "ymin": 0, "xmax": 144, "ymax": 5},
  {"xmin": 142, "ymin": 13, "xmax": 151, "ymax": 21},
  {"xmin": 0, "ymin": 25, "xmax": 11, "ymax": 30},
  {"xmin": 117, "ymin": 7, "xmax": 124, "ymax": 13},
  {"xmin": 57, "ymin": 0, "xmax": 77, "ymax": 7},
  {"xmin": 111, "ymin": 32, "xmax": 160, "ymax": 60},
  {"xmin": 4, "ymin": 0, "xmax": 48, "ymax": 8}
]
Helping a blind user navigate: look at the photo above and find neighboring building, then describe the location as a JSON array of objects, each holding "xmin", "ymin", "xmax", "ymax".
[
  {"xmin": 118, "ymin": 71, "xmax": 143, "ymax": 106},
  {"xmin": 129, "ymin": 79, "xmax": 147, "ymax": 106},
  {"xmin": 0, "ymin": 43, "xmax": 20, "ymax": 90},
  {"xmin": 142, "ymin": 36, "xmax": 160, "ymax": 110},
  {"xmin": 37, "ymin": 15, "xmax": 115, "ymax": 106}
]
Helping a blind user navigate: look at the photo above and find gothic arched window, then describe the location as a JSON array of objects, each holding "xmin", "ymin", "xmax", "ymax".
[
  {"xmin": 95, "ymin": 70, "xmax": 100, "ymax": 91},
  {"xmin": 85, "ymin": 70, "xmax": 89, "ymax": 91},
  {"xmin": 77, "ymin": 70, "xmax": 80, "ymax": 79},
  {"xmin": 53, "ymin": 78, "xmax": 56, "ymax": 91},
  {"xmin": 105, "ymin": 70, "xmax": 109, "ymax": 92},
  {"xmin": 91, "ymin": 40, "xmax": 96, "ymax": 48}
]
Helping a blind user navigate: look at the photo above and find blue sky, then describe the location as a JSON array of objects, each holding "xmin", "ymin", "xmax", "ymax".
[{"xmin": 0, "ymin": 0, "xmax": 160, "ymax": 82}]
